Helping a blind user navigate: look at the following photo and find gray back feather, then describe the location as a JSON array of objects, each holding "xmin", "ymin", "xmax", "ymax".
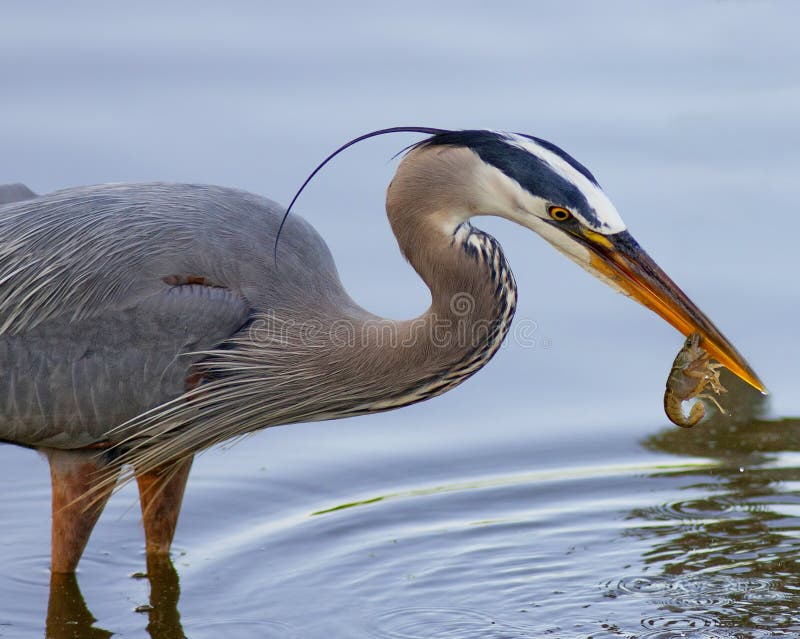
[{"xmin": 0, "ymin": 183, "xmax": 348, "ymax": 336}]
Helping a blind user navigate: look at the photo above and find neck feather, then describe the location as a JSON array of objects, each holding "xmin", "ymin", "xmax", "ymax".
[{"xmin": 332, "ymin": 219, "xmax": 517, "ymax": 417}]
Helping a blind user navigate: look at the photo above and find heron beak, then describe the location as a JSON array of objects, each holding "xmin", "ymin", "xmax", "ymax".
[{"xmin": 580, "ymin": 228, "xmax": 767, "ymax": 394}]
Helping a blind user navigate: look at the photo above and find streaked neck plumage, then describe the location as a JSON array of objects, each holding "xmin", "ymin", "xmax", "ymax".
[{"xmin": 334, "ymin": 217, "xmax": 517, "ymax": 417}]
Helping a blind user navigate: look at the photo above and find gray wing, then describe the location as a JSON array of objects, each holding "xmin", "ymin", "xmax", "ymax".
[
  {"xmin": 0, "ymin": 285, "xmax": 250, "ymax": 448},
  {"xmin": 0, "ymin": 183, "xmax": 37, "ymax": 205},
  {"xmin": 0, "ymin": 182, "xmax": 349, "ymax": 449}
]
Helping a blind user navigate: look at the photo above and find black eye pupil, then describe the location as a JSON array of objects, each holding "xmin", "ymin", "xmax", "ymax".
[{"xmin": 550, "ymin": 207, "xmax": 570, "ymax": 221}]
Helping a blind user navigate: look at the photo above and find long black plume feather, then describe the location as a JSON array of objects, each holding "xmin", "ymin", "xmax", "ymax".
[{"xmin": 274, "ymin": 126, "xmax": 449, "ymax": 264}]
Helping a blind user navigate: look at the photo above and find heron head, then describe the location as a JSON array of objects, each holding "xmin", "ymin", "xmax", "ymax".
[{"xmin": 403, "ymin": 130, "xmax": 765, "ymax": 393}]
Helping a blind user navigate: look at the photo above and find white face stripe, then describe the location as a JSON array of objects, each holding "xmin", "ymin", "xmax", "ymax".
[{"xmin": 504, "ymin": 133, "xmax": 627, "ymax": 234}]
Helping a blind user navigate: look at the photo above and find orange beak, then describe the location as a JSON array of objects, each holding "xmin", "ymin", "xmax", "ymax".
[{"xmin": 580, "ymin": 228, "xmax": 767, "ymax": 394}]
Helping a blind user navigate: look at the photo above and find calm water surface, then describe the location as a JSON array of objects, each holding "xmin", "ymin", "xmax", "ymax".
[{"xmin": 1, "ymin": 2, "xmax": 799, "ymax": 637}]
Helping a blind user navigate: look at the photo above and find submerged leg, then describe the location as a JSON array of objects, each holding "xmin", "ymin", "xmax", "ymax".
[
  {"xmin": 136, "ymin": 456, "xmax": 193, "ymax": 554},
  {"xmin": 46, "ymin": 449, "xmax": 119, "ymax": 574}
]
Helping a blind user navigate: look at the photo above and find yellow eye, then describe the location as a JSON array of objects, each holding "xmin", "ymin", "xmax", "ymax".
[{"xmin": 548, "ymin": 206, "xmax": 572, "ymax": 222}]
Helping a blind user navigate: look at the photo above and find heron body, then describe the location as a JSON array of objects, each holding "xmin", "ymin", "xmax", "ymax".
[
  {"xmin": 0, "ymin": 129, "xmax": 764, "ymax": 572},
  {"xmin": 0, "ymin": 183, "xmax": 339, "ymax": 446}
]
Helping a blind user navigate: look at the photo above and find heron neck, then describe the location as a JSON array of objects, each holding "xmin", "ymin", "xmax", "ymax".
[{"xmin": 329, "ymin": 219, "xmax": 517, "ymax": 418}]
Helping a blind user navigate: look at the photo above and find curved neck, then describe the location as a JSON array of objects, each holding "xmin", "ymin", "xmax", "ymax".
[{"xmin": 330, "ymin": 217, "xmax": 517, "ymax": 417}]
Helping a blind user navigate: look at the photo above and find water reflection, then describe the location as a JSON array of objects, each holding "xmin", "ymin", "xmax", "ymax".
[
  {"xmin": 46, "ymin": 573, "xmax": 111, "ymax": 639},
  {"xmin": 45, "ymin": 555, "xmax": 185, "ymax": 639},
  {"xmin": 139, "ymin": 554, "xmax": 186, "ymax": 639},
  {"xmin": 617, "ymin": 407, "xmax": 800, "ymax": 636}
]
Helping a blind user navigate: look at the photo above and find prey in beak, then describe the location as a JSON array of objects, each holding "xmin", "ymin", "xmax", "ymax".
[{"xmin": 579, "ymin": 228, "xmax": 766, "ymax": 394}]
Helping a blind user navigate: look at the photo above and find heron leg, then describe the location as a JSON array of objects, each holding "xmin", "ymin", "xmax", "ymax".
[
  {"xmin": 46, "ymin": 449, "xmax": 119, "ymax": 574},
  {"xmin": 136, "ymin": 456, "xmax": 193, "ymax": 555}
]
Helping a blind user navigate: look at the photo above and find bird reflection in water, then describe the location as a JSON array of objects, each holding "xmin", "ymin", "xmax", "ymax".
[{"xmin": 45, "ymin": 554, "xmax": 185, "ymax": 639}]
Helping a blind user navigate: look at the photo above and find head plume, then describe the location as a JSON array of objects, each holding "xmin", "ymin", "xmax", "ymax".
[{"xmin": 274, "ymin": 126, "xmax": 450, "ymax": 263}]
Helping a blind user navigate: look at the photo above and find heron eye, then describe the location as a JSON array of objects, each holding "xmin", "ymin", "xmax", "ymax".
[{"xmin": 548, "ymin": 206, "xmax": 572, "ymax": 222}]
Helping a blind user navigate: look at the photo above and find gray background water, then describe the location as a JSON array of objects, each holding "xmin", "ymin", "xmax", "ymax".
[{"xmin": 1, "ymin": 2, "xmax": 799, "ymax": 637}]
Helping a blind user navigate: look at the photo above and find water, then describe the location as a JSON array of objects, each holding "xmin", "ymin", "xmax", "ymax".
[
  {"xmin": 1, "ymin": 2, "xmax": 799, "ymax": 637},
  {"xmin": 7, "ymin": 409, "xmax": 800, "ymax": 638}
]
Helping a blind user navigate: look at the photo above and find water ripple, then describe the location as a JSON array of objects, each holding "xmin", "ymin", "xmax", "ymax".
[
  {"xmin": 637, "ymin": 630, "xmax": 750, "ymax": 639},
  {"xmin": 633, "ymin": 495, "xmax": 740, "ymax": 527},
  {"xmin": 369, "ymin": 607, "xmax": 518, "ymax": 639},
  {"xmin": 641, "ymin": 612, "xmax": 716, "ymax": 630},
  {"xmin": 183, "ymin": 618, "xmax": 302, "ymax": 638},
  {"xmin": 605, "ymin": 575, "xmax": 675, "ymax": 596}
]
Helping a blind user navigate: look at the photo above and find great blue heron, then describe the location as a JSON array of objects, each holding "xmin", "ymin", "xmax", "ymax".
[{"xmin": 0, "ymin": 128, "xmax": 764, "ymax": 573}]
